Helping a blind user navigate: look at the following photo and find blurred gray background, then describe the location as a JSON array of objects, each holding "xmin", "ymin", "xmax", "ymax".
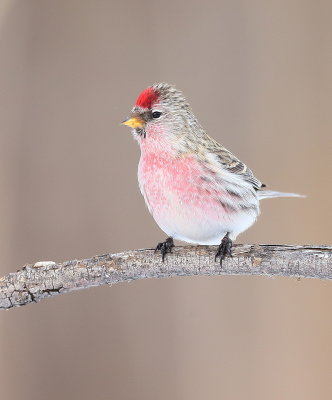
[{"xmin": 0, "ymin": 1, "xmax": 331, "ymax": 399}]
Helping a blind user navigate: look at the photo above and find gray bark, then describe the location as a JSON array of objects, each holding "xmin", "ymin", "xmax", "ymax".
[{"xmin": 1, "ymin": 244, "xmax": 331, "ymax": 310}]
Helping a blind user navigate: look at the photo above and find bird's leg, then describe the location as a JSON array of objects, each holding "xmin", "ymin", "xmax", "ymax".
[
  {"xmin": 215, "ymin": 232, "xmax": 233, "ymax": 267},
  {"xmin": 155, "ymin": 237, "xmax": 174, "ymax": 262}
]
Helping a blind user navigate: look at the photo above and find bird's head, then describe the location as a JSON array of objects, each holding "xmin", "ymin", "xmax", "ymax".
[{"xmin": 122, "ymin": 83, "xmax": 201, "ymax": 149}]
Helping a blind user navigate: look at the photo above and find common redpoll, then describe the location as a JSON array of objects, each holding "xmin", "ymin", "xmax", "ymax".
[{"xmin": 122, "ymin": 83, "xmax": 303, "ymax": 263}]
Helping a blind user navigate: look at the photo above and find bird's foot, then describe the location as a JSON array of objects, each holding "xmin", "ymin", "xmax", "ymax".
[
  {"xmin": 155, "ymin": 237, "xmax": 174, "ymax": 262},
  {"xmin": 215, "ymin": 233, "xmax": 233, "ymax": 267}
]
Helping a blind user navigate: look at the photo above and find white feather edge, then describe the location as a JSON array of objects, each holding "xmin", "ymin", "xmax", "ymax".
[{"xmin": 257, "ymin": 190, "xmax": 306, "ymax": 200}]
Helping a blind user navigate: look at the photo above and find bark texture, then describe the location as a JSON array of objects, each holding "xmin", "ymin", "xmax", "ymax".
[{"xmin": 1, "ymin": 244, "xmax": 331, "ymax": 310}]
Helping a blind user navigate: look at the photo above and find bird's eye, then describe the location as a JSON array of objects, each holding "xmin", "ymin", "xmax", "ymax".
[{"xmin": 152, "ymin": 111, "xmax": 162, "ymax": 119}]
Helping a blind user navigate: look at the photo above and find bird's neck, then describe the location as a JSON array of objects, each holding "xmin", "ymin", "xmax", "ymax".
[{"xmin": 138, "ymin": 125, "xmax": 178, "ymax": 157}]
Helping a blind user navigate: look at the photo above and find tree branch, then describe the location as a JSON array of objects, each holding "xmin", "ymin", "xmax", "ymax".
[{"xmin": 1, "ymin": 244, "xmax": 331, "ymax": 310}]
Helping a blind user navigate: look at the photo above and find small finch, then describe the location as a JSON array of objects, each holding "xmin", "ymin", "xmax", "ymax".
[{"xmin": 122, "ymin": 83, "xmax": 303, "ymax": 263}]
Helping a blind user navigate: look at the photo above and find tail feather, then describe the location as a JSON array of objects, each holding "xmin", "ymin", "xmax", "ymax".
[{"xmin": 257, "ymin": 190, "xmax": 305, "ymax": 200}]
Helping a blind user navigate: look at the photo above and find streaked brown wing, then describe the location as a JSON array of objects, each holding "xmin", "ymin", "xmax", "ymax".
[{"xmin": 209, "ymin": 142, "xmax": 264, "ymax": 190}]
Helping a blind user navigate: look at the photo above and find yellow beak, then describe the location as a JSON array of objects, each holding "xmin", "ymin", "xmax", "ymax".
[{"xmin": 121, "ymin": 117, "xmax": 145, "ymax": 129}]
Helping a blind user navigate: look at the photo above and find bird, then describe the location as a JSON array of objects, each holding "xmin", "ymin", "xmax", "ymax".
[{"xmin": 122, "ymin": 83, "xmax": 303, "ymax": 264}]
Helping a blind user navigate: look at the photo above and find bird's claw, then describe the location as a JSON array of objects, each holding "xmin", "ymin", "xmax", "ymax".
[
  {"xmin": 155, "ymin": 237, "xmax": 174, "ymax": 262},
  {"xmin": 215, "ymin": 233, "xmax": 233, "ymax": 267}
]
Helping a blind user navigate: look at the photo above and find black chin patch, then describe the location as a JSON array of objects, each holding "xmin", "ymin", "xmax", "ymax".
[{"xmin": 136, "ymin": 128, "xmax": 146, "ymax": 138}]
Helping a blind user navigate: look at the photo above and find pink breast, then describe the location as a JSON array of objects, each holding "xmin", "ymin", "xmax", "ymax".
[{"xmin": 138, "ymin": 151, "xmax": 224, "ymax": 219}]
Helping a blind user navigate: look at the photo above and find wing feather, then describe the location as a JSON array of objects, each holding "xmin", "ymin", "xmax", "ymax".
[{"xmin": 206, "ymin": 140, "xmax": 264, "ymax": 190}]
